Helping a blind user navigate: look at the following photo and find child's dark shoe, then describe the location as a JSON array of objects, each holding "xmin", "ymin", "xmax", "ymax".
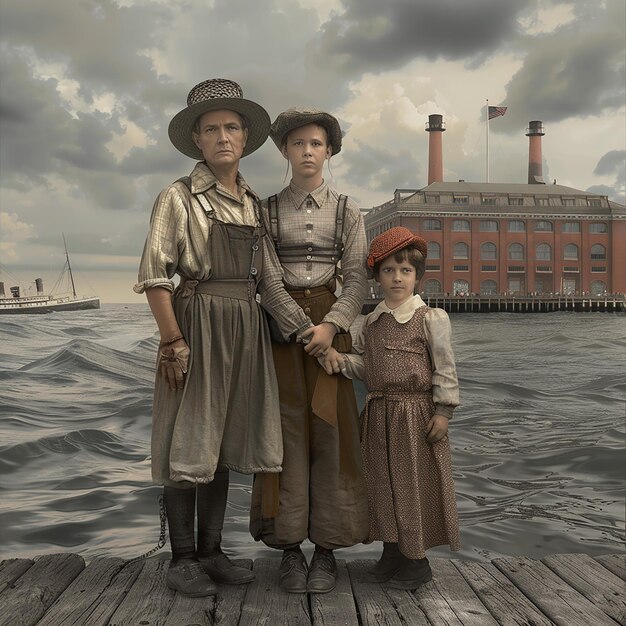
[
  {"xmin": 307, "ymin": 547, "xmax": 337, "ymax": 593},
  {"xmin": 363, "ymin": 542, "xmax": 407, "ymax": 583},
  {"xmin": 279, "ymin": 547, "xmax": 308, "ymax": 593},
  {"xmin": 166, "ymin": 558, "xmax": 217, "ymax": 596},
  {"xmin": 386, "ymin": 557, "xmax": 432, "ymax": 590}
]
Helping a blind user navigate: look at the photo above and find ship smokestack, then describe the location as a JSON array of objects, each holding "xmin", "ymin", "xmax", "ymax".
[
  {"xmin": 0, "ymin": 282, "xmax": 4, "ymax": 297},
  {"xmin": 35, "ymin": 278, "xmax": 44, "ymax": 294},
  {"xmin": 10, "ymin": 286, "xmax": 20, "ymax": 298},
  {"xmin": 425, "ymin": 114, "xmax": 446, "ymax": 185},
  {"xmin": 526, "ymin": 120, "xmax": 546, "ymax": 184}
]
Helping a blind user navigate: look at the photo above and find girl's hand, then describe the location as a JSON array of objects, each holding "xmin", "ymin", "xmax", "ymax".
[
  {"xmin": 426, "ymin": 414, "xmax": 449, "ymax": 442},
  {"xmin": 158, "ymin": 339, "xmax": 190, "ymax": 391},
  {"xmin": 317, "ymin": 347, "xmax": 345, "ymax": 375}
]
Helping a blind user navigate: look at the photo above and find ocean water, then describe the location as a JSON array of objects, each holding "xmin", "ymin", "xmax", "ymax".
[{"xmin": 1, "ymin": 304, "xmax": 624, "ymax": 563}]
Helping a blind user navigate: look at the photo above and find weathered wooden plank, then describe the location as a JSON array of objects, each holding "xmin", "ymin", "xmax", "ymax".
[
  {"xmin": 493, "ymin": 556, "xmax": 617, "ymax": 626},
  {"xmin": 595, "ymin": 554, "xmax": 626, "ymax": 581},
  {"xmin": 452, "ymin": 559, "xmax": 554, "ymax": 626},
  {"xmin": 35, "ymin": 557, "xmax": 143, "ymax": 626},
  {"xmin": 310, "ymin": 559, "xmax": 359, "ymax": 626},
  {"xmin": 212, "ymin": 558, "xmax": 254, "ymax": 626},
  {"xmin": 238, "ymin": 558, "xmax": 310, "ymax": 626},
  {"xmin": 108, "ymin": 557, "xmax": 175, "ymax": 626},
  {"xmin": 0, "ymin": 553, "xmax": 84, "ymax": 626},
  {"xmin": 413, "ymin": 558, "xmax": 498, "ymax": 626},
  {"xmin": 347, "ymin": 559, "xmax": 429, "ymax": 626},
  {"xmin": 164, "ymin": 591, "xmax": 214, "ymax": 626},
  {"xmin": 542, "ymin": 553, "xmax": 626, "ymax": 625},
  {"xmin": 0, "ymin": 558, "xmax": 34, "ymax": 595}
]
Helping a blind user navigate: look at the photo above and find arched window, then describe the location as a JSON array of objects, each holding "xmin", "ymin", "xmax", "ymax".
[
  {"xmin": 535, "ymin": 221, "xmax": 553, "ymax": 232},
  {"xmin": 424, "ymin": 279, "xmax": 441, "ymax": 295},
  {"xmin": 480, "ymin": 280, "xmax": 497, "ymax": 295},
  {"xmin": 564, "ymin": 244, "xmax": 579, "ymax": 260},
  {"xmin": 591, "ymin": 244, "xmax": 606, "ymax": 260},
  {"xmin": 453, "ymin": 242, "xmax": 469, "ymax": 259},
  {"xmin": 423, "ymin": 219, "xmax": 441, "ymax": 231},
  {"xmin": 480, "ymin": 242, "xmax": 497, "ymax": 260},
  {"xmin": 536, "ymin": 243, "xmax": 551, "ymax": 261},
  {"xmin": 479, "ymin": 220, "xmax": 498, "ymax": 232},
  {"xmin": 452, "ymin": 220, "xmax": 470, "ymax": 232},
  {"xmin": 590, "ymin": 280, "xmax": 607, "ymax": 295},
  {"xmin": 453, "ymin": 280, "xmax": 470, "ymax": 296},
  {"xmin": 508, "ymin": 243, "xmax": 524, "ymax": 260},
  {"xmin": 508, "ymin": 220, "xmax": 525, "ymax": 232},
  {"xmin": 427, "ymin": 241, "xmax": 441, "ymax": 259}
]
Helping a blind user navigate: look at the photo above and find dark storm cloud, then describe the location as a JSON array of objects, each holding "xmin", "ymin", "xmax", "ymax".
[{"xmin": 311, "ymin": 0, "xmax": 530, "ymax": 74}]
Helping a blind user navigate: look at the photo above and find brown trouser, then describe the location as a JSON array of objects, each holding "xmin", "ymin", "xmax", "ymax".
[{"xmin": 250, "ymin": 286, "xmax": 369, "ymax": 550}]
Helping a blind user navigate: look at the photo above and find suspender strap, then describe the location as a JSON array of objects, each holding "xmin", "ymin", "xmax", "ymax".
[
  {"xmin": 334, "ymin": 194, "xmax": 347, "ymax": 260},
  {"xmin": 174, "ymin": 176, "xmax": 215, "ymax": 217},
  {"xmin": 268, "ymin": 194, "xmax": 279, "ymax": 248}
]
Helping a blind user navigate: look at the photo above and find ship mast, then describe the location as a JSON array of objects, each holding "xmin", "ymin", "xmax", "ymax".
[{"xmin": 62, "ymin": 233, "xmax": 77, "ymax": 298}]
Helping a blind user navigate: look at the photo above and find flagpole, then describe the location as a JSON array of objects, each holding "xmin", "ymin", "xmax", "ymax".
[{"xmin": 486, "ymin": 99, "xmax": 490, "ymax": 183}]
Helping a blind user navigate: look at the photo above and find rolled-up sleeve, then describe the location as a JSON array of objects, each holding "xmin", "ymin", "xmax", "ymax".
[
  {"xmin": 134, "ymin": 187, "xmax": 187, "ymax": 294},
  {"xmin": 424, "ymin": 308, "xmax": 459, "ymax": 418}
]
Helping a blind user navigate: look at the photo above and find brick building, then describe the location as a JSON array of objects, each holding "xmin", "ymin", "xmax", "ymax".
[{"xmin": 364, "ymin": 117, "xmax": 626, "ymax": 297}]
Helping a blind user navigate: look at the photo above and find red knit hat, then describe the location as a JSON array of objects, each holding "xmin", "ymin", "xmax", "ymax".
[{"xmin": 367, "ymin": 226, "xmax": 428, "ymax": 269}]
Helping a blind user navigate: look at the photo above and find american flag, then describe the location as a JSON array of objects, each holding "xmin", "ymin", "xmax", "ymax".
[{"xmin": 488, "ymin": 106, "xmax": 507, "ymax": 120}]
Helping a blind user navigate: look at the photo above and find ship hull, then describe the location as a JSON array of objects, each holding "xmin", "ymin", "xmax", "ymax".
[{"xmin": 0, "ymin": 296, "xmax": 100, "ymax": 314}]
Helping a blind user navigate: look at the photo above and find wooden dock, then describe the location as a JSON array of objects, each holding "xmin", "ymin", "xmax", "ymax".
[{"xmin": 0, "ymin": 553, "xmax": 624, "ymax": 625}]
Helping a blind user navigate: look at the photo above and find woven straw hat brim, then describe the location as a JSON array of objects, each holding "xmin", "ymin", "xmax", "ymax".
[
  {"xmin": 270, "ymin": 110, "xmax": 342, "ymax": 155},
  {"xmin": 168, "ymin": 98, "xmax": 271, "ymax": 159}
]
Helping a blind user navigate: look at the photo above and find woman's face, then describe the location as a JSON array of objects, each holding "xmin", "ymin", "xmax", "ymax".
[{"xmin": 193, "ymin": 109, "xmax": 248, "ymax": 168}]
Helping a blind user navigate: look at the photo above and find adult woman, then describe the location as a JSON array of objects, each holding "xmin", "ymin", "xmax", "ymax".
[{"xmin": 135, "ymin": 79, "xmax": 314, "ymax": 596}]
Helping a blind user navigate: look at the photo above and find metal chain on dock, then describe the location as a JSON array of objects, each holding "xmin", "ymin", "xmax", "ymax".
[{"xmin": 126, "ymin": 494, "xmax": 167, "ymax": 564}]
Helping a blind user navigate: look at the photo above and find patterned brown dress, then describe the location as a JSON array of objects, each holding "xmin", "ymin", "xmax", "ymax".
[{"xmin": 361, "ymin": 305, "xmax": 461, "ymax": 559}]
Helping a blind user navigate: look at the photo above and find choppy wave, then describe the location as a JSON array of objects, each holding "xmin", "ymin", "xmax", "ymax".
[{"xmin": 0, "ymin": 306, "xmax": 624, "ymax": 562}]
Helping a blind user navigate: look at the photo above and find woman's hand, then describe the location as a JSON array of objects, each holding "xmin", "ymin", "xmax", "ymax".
[
  {"xmin": 426, "ymin": 414, "xmax": 449, "ymax": 442},
  {"xmin": 158, "ymin": 338, "xmax": 190, "ymax": 391},
  {"xmin": 301, "ymin": 322, "xmax": 337, "ymax": 356}
]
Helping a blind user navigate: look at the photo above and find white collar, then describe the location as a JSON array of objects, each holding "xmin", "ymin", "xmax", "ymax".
[{"xmin": 368, "ymin": 294, "xmax": 426, "ymax": 325}]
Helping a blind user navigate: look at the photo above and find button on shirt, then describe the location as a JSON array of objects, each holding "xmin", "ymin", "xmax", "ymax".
[{"xmin": 262, "ymin": 181, "xmax": 368, "ymax": 332}]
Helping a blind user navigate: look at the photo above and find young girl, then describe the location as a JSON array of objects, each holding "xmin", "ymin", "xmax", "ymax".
[{"xmin": 320, "ymin": 226, "xmax": 461, "ymax": 589}]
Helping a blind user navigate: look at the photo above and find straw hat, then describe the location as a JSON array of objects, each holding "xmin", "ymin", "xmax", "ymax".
[
  {"xmin": 168, "ymin": 78, "xmax": 270, "ymax": 159},
  {"xmin": 367, "ymin": 227, "xmax": 428, "ymax": 270},
  {"xmin": 269, "ymin": 107, "xmax": 343, "ymax": 155}
]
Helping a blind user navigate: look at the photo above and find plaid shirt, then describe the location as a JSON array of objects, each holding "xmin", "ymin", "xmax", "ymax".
[{"xmin": 262, "ymin": 181, "xmax": 367, "ymax": 332}]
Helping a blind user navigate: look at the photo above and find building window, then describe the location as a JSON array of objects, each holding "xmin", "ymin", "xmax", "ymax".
[
  {"xmin": 509, "ymin": 197, "xmax": 523, "ymax": 206},
  {"xmin": 591, "ymin": 244, "xmax": 606, "ymax": 260},
  {"xmin": 452, "ymin": 219, "xmax": 470, "ymax": 232},
  {"xmin": 481, "ymin": 265, "xmax": 496, "ymax": 272},
  {"xmin": 591, "ymin": 280, "xmax": 607, "ymax": 295},
  {"xmin": 587, "ymin": 198, "xmax": 602, "ymax": 207},
  {"xmin": 562, "ymin": 222, "xmax": 580, "ymax": 233},
  {"xmin": 482, "ymin": 196, "xmax": 497, "ymax": 205},
  {"xmin": 480, "ymin": 220, "xmax": 498, "ymax": 232},
  {"xmin": 591, "ymin": 266, "xmax": 607, "ymax": 273},
  {"xmin": 453, "ymin": 265, "xmax": 469, "ymax": 272},
  {"xmin": 453, "ymin": 280, "xmax": 470, "ymax": 295},
  {"xmin": 481, "ymin": 242, "xmax": 497, "ymax": 260},
  {"xmin": 508, "ymin": 266, "xmax": 525, "ymax": 272},
  {"xmin": 536, "ymin": 243, "xmax": 552, "ymax": 261},
  {"xmin": 562, "ymin": 198, "xmax": 576, "ymax": 206},
  {"xmin": 508, "ymin": 243, "xmax": 525, "ymax": 260},
  {"xmin": 535, "ymin": 221, "xmax": 553, "ymax": 232},
  {"xmin": 427, "ymin": 241, "xmax": 441, "ymax": 259},
  {"xmin": 426, "ymin": 264, "xmax": 441, "ymax": 271},
  {"xmin": 423, "ymin": 219, "xmax": 442, "ymax": 231},
  {"xmin": 426, "ymin": 194, "xmax": 440, "ymax": 204},
  {"xmin": 453, "ymin": 196, "xmax": 469, "ymax": 204},
  {"xmin": 564, "ymin": 244, "xmax": 579, "ymax": 260},
  {"xmin": 536, "ymin": 266, "xmax": 552, "ymax": 272},
  {"xmin": 453, "ymin": 242, "xmax": 469, "ymax": 259},
  {"xmin": 563, "ymin": 266, "xmax": 579, "ymax": 273},
  {"xmin": 536, "ymin": 198, "xmax": 550, "ymax": 206},
  {"xmin": 424, "ymin": 279, "xmax": 442, "ymax": 295},
  {"xmin": 481, "ymin": 280, "xmax": 497, "ymax": 295},
  {"xmin": 508, "ymin": 220, "xmax": 525, "ymax": 232},
  {"xmin": 590, "ymin": 222, "xmax": 607, "ymax": 233},
  {"xmin": 508, "ymin": 278, "xmax": 524, "ymax": 294}
]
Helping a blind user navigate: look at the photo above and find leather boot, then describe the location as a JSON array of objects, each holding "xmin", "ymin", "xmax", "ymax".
[
  {"xmin": 279, "ymin": 546, "xmax": 308, "ymax": 593},
  {"xmin": 163, "ymin": 486, "xmax": 216, "ymax": 597},
  {"xmin": 307, "ymin": 546, "xmax": 337, "ymax": 594},
  {"xmin": 386, "ymin": 557, "xmax": 432, "ymax": 590},
  {"xmin": 363, "ymin": 542, "xmax": 407, "ymax": 583},
  {"xmin": 197, "ymin": 468, "xmax": 255, "ymax": 585}
]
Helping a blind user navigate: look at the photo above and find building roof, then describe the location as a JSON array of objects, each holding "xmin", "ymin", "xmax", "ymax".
[{"xmin": 418, "ymin": 181, "xmax": 604, "ymax": 196}]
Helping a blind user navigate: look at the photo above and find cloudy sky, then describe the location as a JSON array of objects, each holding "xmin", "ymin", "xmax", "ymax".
[{"xmin": 1, "ymin": 0, "xmax": 624, "ymax": 303}]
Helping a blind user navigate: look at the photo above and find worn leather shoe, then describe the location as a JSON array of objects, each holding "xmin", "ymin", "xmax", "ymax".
[
  {"xmin": 279, "ymin": 547, "xmax": 308, "ymax": 593},
  {"xmin": 386, "ymin": 557, "xmax": 432, "ymax": 590},
  {"xmin": 198, "ymin": 552, "xmax": 255, "ymax": 585},
  {"xmin": 166, "ymin": 559, "xmax": 217, "ymax": 596},
  {"xmin": 307, "ymin": 547, "xmax": 337, "ymax": 594},
  {"xmin": 363, "ymin": 542, "xmax": 407, "ymax": 583}
]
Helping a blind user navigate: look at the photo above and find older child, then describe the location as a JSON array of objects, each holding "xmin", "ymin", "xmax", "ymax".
[
  {"xmin": 250, "ymin": 108, "xmax": 369, "ymax": 594},
  {"xmin": 320, "ymin": 226, "xmax": 460, "ymax": 589}
]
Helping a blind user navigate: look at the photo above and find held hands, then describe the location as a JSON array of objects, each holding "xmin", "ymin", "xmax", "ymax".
[
  {"xmin": 426, "ymin": 414, "xmax": 449, "ymax": 443},
  {"xmin": 158, "ymin": 339, "xmax": 190, "ymax": 391},
  {"xmin": 317, "ymin": 346, "xmax": 345, "ymax": 376},
  {"xmin": 300, "ymin": 322, "xmax": 337, "ymax": 356}
]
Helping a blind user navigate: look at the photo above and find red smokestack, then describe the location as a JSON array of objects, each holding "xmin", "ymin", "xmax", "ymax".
[
  {"xmin": 425, "ymin": 114, "xmax": 445, "ymax": 185},
  {"xmin": 526, "ymin": 121, "xmax": 545, "ymax": 184}
]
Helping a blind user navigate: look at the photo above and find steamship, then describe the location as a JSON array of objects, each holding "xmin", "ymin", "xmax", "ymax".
[{"xmin": 0, "ymin": 239, "xmax": 100, "ymax": 314}]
